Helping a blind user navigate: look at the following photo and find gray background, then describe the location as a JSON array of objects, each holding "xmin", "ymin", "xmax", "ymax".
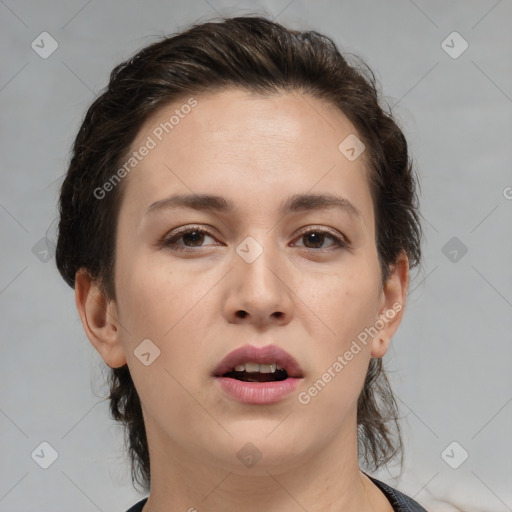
[{"xmin": 1, "ymin": 0, "xmax": 511, "ymax": 511}]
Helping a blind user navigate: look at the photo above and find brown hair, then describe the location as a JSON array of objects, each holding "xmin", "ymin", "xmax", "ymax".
[{"xmin": 56, "ymin": 15, "xmax": 422, "ymax": 492}]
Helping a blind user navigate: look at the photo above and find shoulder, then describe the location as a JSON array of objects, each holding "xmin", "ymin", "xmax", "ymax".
[
  {"xmin": 365, "ymin": 473, "xmax": 429, "ymax": 512},
  {"xmin": 123, "ymin": 496, "xmax": 148, "ymax": 512}
]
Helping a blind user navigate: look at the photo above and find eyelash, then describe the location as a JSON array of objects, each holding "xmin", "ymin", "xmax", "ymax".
[{"xmin": 160, "ymin": 225, "xmax": 348, "ymax": 252}]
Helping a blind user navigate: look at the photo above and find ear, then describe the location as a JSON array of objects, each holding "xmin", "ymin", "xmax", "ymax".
[
  {"xmin": 74, "ymin": 268, "xmax": 127, "ymax": 368},
  {"xmin": 371, "ymin": 250, "xmax": 410, "ymax": 358}
]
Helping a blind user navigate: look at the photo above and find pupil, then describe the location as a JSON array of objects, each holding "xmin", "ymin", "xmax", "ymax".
[
  {"xmin": 184, "ymin": 231, "xmax": 203, "ymax": 246},
  {"xmin": 305, "ymin": 232, "xmax": 323, "ymax": 248}
]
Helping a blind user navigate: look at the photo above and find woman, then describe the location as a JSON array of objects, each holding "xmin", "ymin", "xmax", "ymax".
[{"xmin": 56, "ymin": 15, "xmax": 426, "ymax": 512}]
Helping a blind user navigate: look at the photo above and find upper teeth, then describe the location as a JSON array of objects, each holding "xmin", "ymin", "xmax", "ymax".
[{"xmin": 234, "ymin": 362, "xmax": 283, "ymax": 373}]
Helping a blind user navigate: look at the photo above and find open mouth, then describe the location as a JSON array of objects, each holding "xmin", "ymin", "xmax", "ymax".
[
  {"xmin": 222, "ymin": 363, "xmax": 289, "ymax": 382},
  {"xmin": 213, "ymin": 346, "xmax": 303, "ymax": 404}
]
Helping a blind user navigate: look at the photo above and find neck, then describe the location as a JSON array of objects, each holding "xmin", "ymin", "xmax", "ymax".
[{"xmin": 142, "ymin": 417, "xmax": 378, "ymax": 512}]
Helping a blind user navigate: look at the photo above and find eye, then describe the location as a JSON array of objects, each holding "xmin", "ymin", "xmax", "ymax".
[
  {"xmin": 161, "ymin": 225, "xmax": 219, "ymax": 250},
  {"xmin": 160, "ymin": 225, "xmax": 348, "ymax": 252},
  {"xmin": 293, "ymin": 228, "xmax": 347, "ymax": 251}
]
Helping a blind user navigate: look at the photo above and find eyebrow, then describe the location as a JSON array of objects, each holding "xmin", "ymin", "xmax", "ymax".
[{"xmin": 145, "ymin": 192, "xmax": 363, "ymax": 220}]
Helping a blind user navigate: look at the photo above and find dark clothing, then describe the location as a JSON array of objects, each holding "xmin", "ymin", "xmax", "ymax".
[
  {"xmin": 124, "ymin": 473, "xmax": 427, "ymax": 511},
  {"xmin": 367, "ymin": 474, "xmax": 428, "ymax": 511}
]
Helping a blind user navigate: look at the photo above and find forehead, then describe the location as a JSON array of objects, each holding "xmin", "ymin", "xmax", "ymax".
[
  {"xmin": 119, "ymin": 88, "xmax": 373, "ymax": 224},
  {"xmin": 137, "ymin": 88, "xmax": 360, "ymax": 154}
]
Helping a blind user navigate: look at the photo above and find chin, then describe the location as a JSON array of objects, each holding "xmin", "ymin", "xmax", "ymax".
[{"xmin": 203, "ymin": 429, "xmax": 311, "ymax": 475}]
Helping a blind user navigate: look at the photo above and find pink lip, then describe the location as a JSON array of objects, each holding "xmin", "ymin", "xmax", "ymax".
[
  {"xmin": 214, "ymin": 377, "xmax": 301, "ymax": 404},
  {"xmin": 212, "ymin": 344, "xmax": 304, "ymax": 405}
]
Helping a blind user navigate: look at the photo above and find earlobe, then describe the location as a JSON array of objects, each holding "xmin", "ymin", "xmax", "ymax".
[
  {"xmin": 74, "ymin": 268, "xmax": 127, "ymax": 368},
  {"xmin": 371, "ymin": 251, "xmax": 410, "ymax": 358},
  {"xmin": 370, "ymin": 336, "xmax": 390, "ymax": 359}
]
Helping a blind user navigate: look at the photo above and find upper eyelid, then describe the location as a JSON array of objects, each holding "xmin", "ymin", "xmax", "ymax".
[
  {"xmin": 293, "ymin": 226, "xmax": 346, "ymax": 244},
  {"xmin": 164, "ymin": 225, "xmax": 218, "ymax": 241}
]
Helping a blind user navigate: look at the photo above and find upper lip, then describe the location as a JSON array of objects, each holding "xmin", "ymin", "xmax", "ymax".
[{"xmin": 213, "ymin": 344, "xmax": 304, "ymax": 378}]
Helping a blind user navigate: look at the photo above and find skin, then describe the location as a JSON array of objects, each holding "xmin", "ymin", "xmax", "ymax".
[{"xmin": 75, "ymin": 88, "xmax": 408, "ymax": 512}]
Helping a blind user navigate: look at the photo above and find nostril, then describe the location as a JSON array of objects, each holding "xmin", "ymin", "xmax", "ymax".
[{"xmin": 236, "ymin": 310, "xmax": 248, "ymax": 318}]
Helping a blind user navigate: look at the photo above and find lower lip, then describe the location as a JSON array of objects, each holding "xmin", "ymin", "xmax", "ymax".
[{"xmin": 215, "ymin": 376, "xmax": 301, "ymax": 404}]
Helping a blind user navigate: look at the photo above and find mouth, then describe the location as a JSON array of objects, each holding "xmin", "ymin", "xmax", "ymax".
[
  {"xmin": 222, "ymin": 362, "xmax": 289, "ymax": 382},
  {"xmin": 212, "ymin": 344, "xmax": 304, "ymax": 404},
  {"xmin": 212, "ymin": 344, "xmax": 304, "ymax": 380}
]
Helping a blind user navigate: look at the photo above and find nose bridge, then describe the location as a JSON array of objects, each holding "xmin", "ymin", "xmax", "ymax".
[
  {"xmin": 236, "ymin": 233, "xmax": 282, "ymax": 291},
  {"xmin": 229, "ymin": 231, "xmax": 293, "ymax": 321}
]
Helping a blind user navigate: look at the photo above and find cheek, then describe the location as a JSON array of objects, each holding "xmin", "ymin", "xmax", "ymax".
[
  {"xmin": 115, "ymin": 257, "xmax": 211, "ymax": 426},
  {"xmin": 297, "ymin": 262, "xmax": 380, "ymax": 403},
  {"xmin": 298, "ymin": 275, "xmax": 377, "ymax": 413},
  {"xmin": 304, "ymin": 263, "xmax": 381, "ymax": 344},
  {"xmin": 115, "ymin": 253, "xmax": 215, "ymax": 370},
  {"xmin": 119, "ymin": 264, "xmax": 185, "ymax": 334}
]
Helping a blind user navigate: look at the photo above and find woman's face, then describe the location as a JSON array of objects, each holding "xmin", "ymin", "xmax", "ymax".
[{"xmin": 94, "ymin": 88, "xmax": 407, "ymax": 475}]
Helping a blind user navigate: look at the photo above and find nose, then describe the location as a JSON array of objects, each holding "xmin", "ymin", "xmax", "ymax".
[{"xmin": 223, "ymin": 240, "xmax": 294, "ymax": 328}]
